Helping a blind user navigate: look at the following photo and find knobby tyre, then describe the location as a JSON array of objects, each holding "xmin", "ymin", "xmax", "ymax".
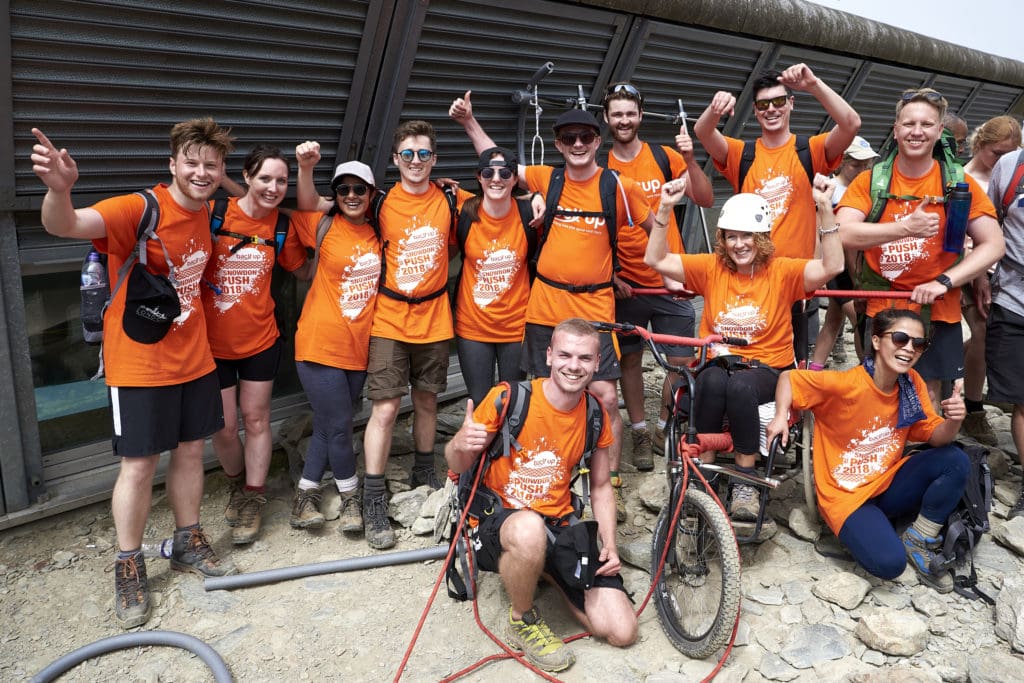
[{"xmin": 650, "ymin": 483, "xmax": 741, "ymax": 659}]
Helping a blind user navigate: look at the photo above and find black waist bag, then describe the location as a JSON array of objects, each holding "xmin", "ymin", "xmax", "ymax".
[
  {"xmin": 550, "ymin": 519, "xmax": 599, "ymax": 591},
  {"xmin": 121, "ymin": 263, "xmax": 181, "ymax": 344}
]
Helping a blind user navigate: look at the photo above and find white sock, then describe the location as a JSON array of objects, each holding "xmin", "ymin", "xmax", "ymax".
[
  {"xmin": 631, "ymin": 421, "xmax": 647, "ymax": 431},
  {"xmin": 298, "ymin": 478, "xmax": 320, "ymax": 491},
  {"xmin": 657, "ymin": 419, "xmax": 667, "ymax": 430},
  {"xmin": 335, "ymin": 475, "xmax": 359, "ymax": 493}
]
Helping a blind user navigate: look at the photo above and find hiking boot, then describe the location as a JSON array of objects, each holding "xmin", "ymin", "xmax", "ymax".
[
  {"xmin": 631, "ymin": 428, "xmax": 654, "ymax": 471},
  {"xmin": 338, "ymin": 489, "xmax": 363, "ymax": 534},
  {"xmin": 729, "ymin": 484, "xmax": 760, "ymax": 522},
  {"xmin": 901, "ymin": 527, "xmax": 954, "ymax": 593},
  {"xmin": 231, "ymin": 489, "xmax": 266, "ymax": 545},
  {"xmin": 961, "ymin": 411, "xmax": 998, "ymax": 447},
  {"xmin": 653, "ymin": 425, "xmax": 667, "ymax": 455},
  {"xmin": 170, "ymin": 527, "xmax": 237, "ymax": 577},
  {"xmin": 411, "ymin": 464, "xmax": 442, "ymax": 491},
  {"xmin": 364, "ymin": 491, "xmax": 396, "ymax": 549},
  {"xmin": 114, "ymin": 552, "xmax": 150, "ymax": 629},
  {"xmin": 223, "ymin": 474, "xmax": 246, "ymax": 527},
  {"xmin": 1008, "ymin": 490, "xmax": 1024, "ymax": 521},
  {"xmin": 290, "ymin": 488, "xmax": 325, "ymax": 529},
  {"xmin": 831, "ymin": 335, "xmax": 847, "ymax": 365},
  {"xmin": 505, "ymin": 606, "xmax": 574, "ymax": 673}
]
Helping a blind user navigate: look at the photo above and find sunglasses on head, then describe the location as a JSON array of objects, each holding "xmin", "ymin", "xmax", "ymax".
[
  {"xmin": 901, "ymin": 90, "xmax": 944, "ymax": 104},
  {"xmin": 883, "ymin": 330, "xmax": 930, "ymax": 351},
  {"xmin": 480, "ymin": 167, "xmax": 513, "ymax": 180},
  {"xmin": 335, "ymin": 183, "xmax": 368, "ymax": 197},
  {"xmin": 558, "ymin": 131, "xmax": 597, "ymax": 146},
  {"xmin": 604, "ymin": 83, "xmax": 643, "ymax": 107},
  {"xmin": 754, "ymin": 95, "xmax": 789, "ymax": 111},
  {"xmin": 397, "ymin": 148, "xmax": 434, "ymax": 163}
]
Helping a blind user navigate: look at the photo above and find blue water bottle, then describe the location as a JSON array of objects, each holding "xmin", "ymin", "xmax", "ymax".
[{"xmin": 942, "ymin": 182, "xmax": 971, "ymax": 253}]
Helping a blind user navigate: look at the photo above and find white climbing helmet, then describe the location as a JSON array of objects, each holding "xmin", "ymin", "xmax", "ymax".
[{"xmin": 717, "ymin": 193, "xmax": 773, "ymax": 233}]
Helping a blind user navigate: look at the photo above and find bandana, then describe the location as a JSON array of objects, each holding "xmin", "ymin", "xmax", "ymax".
[{"xmin": 862, "ymin": 356, "xmax": 926, "ymax": 429}]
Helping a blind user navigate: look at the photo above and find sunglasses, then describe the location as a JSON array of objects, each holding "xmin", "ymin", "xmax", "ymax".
[
  {"xmin": 397, "ymin": 148, "xmax": 434, "ymax": 163},
  {"xmin": 901, "ymin": 90, "xmax": 944, "ymax": 103},
  {"xmin": 754, "ymin": 95, "xmax": 789, "ymax": 111},
  {"xmin": 882, "ymin": 330, "xmax": 930, "ymax": 351},
  {"xmin": 604, "ymin": 83, "xmax": 643, "ymax": 107},
  {"xmin": 335, "ymin": 183, "xmax": 368, "ymax": 197},
  {"xmin": 558, "ymin": 131, "xmax": 597, "ymax": 146},
  {"xmin": 480, "ymin": 167, "xmax": 513, "ymax": 180}
]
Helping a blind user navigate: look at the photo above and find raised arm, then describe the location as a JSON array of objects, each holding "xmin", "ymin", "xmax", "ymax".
[
  {"xmin": 693, "ymin": 91, "xmax": 735, "ymax": 166},
  {"xmin": 31, "ymin": 128, "xmax": 106, "ymax": 240},
  {"xmin": 675, "ymin": 125, "xmax": 714, "ymax": 207},
  {"xmin": 779, "ymin": 63, "xmax": 860, "ymax": 162},
  {"xmin": 802, "ymin": 175, "xmax": 845, "ymax": 290},
  {"xmin": 449, "ymin": 91, "xmax": 528, "ymax": 188},
  {"xmin": 645, "ymin": 178, "xmax": 688, "ymax": 281},
  {"xmin": 295, "ymin": 140, "xmax": 334, "ymax": 213}
]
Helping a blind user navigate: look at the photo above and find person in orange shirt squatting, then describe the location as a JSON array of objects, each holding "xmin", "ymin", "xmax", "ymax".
[
  {"xmin": 601, "ymin": 81, "xmax": 714, "ymax": 471},
  {"xmin": 646, "ymin": 179, "xmax": 843, "ymax": 521},
  {"xmin": 451, "ymin": 94, "xmax": 655, "ymax": 523},
  {"xmin": 837, "ymin": 88, "xmax": 1004, "ymax": 411},
  {"xmin": 285, "ymin": 152, "xmax": 382, "ymax": 536},
  {"xmin": 30, "ymin": 119, "xmax": 238, "ymax": 629},
  {"xmin": 297, "ymin": 123, "xmax": 472, "ymax": 549},
  {"xmin": 202, "ymin": 145, "xmax": 291, "ymax": 546},
  {"xmin": 445, "ymin": 318, "xmax": 636, "ymax": 674},
  {"xmin": 766, "ymin": 309, "xmax": 969, "ymax": 593}
]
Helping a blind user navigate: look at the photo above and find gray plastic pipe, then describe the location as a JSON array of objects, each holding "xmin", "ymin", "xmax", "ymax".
[
  {"xmin": 32, "ymin": 630, "xmax": 232, "ymax": 682},
  {"xmin": 204, "ymin": 544, "xmax": 450, "ymax": 591}
]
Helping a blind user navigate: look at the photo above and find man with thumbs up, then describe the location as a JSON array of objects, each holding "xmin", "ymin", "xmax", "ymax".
[
  {"xmin": 837, "ymin": 88, "xmax": 1003, "ymax": 409},
  {"xmin": 444, "ymin": 318, "xmax": 636, "ymax": 673}
]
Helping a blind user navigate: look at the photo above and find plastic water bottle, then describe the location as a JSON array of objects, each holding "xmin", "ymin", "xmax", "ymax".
[
  {"xmin": 942, "ymin": 182, "xmax": 972, "ymax": 253},
  {"xmin": 141, "ymin": 538, "xmax": 173, "ymax": 559},
  {"xmin": 81, "ymin": 249, "xmax": 106, "ymax": 287}
]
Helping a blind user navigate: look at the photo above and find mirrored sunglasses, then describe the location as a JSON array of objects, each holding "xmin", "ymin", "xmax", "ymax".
[
  {"xmin": 754, "ymin": 95, "xmax": 789, "ymax": 111},
  {"xmin": 397, "ymin": 148, "xmax": 434, "ymax": 163}
]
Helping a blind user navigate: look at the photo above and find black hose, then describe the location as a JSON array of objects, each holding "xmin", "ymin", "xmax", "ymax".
[{"xmin": 31, "ymin": 630, "xmax": 232, "ymax": 683}]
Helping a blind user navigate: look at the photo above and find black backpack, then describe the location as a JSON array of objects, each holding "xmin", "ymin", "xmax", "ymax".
[{"xmin": 737, "ymin": 135, "xmax": 814, "ymax": 190}]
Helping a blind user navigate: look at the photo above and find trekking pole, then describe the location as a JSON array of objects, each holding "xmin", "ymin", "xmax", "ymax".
[{"xmin": 513, "ymin": 62, "xmax": 553, "ymax": 165}]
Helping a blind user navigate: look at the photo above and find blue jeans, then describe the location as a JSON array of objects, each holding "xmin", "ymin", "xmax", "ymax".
[{"xmin": 296, "ymin": 361, "xmax": 367, "ymax": 482}]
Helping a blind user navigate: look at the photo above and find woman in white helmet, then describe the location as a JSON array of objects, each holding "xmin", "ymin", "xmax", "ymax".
[{"xmin": 645, "ymin": 179, "xmax": 844, "ymax": 521}]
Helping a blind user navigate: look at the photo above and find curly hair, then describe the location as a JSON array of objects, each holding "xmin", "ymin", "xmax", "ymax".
[{"xmin": 713, "ymin": 229, "xmax": 775, "ymax": 272}]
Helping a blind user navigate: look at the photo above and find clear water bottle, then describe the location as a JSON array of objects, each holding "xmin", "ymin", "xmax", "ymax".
[
  {"xmin": 141, "ymin": 538, "xmax": 173, "ymax": 559},
  {"xmin": 81, "ymin": 249, "xmax": 106, "ymax": 287},
  {"xmin": 942, "ymin": 182, "xmax": 972, "ymax": 253}
]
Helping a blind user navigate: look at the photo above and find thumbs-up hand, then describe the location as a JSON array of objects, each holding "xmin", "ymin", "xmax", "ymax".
[
  {"xmin": 449, "ymin": 90, "xmax": 473, "ymax": 122},
  {"xmin": 453, "ymin": 399, "xmax": 490, "ymax": 455},
  {"xmin": 902, "ymin": 195, "xmax": 940, "ymax": 238},
  {"xmin": 941, "ymin": 378, "xmax": 966, "ymax": 421}
]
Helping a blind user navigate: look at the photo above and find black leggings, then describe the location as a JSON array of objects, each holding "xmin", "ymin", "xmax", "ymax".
[{"xmin": 693, "ymin": 365, "xmax": 779, "ymax": 455}]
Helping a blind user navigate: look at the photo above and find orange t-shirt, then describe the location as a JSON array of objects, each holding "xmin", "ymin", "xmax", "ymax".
[
  {"xmin": 90, "ymin": 184, "xmax": 215, "ymax": 387},
  {"xmin": 608, "ymin": 143, "xmax": 687, "ymax": 287},
  {"xmin": 454, "ymin": 204, "xmax": 531, "ymax": 343},
  {"xmin": 716, "ymin": 133, "xmax": 838, "ymax": 258},
  {"xmin": 789, "ymin": 366, "xmax": 943, "ymax": 534},
  {"xmin": 525, "ymin": 166, "xmax": 651, "ymax": 326},
  {"xmin": 201, "ymin": 198, "xmax": 280, "ymax": 360},
  {"xmin": 278, "ymin": 211, "xmax": 381, "ymax": 371},
  {"xmin": 838, "ymin": 163, "xmax": 997, "ymax": 323},
  {"xmin": 679, "ymin": 255, "xmax": 809, "ymax": 368},
  {"xmin": 474, "ymin": 378, "xmax": 614, "ymax": 520},
  {"xmin": 370, "ymin": 183, "xmax": 471, "ymax": 343}
]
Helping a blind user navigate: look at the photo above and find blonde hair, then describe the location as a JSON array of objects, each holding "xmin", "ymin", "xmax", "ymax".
[
  {"xmin": 968, "ymin": 115, "xmax": 1022, "ymax": 156},
  {"xmin": 895, "ymin": 88, "xmax": 948, "ymax": 122}
]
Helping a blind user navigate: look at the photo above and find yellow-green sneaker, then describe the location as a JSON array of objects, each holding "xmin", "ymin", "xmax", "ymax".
[
  {"xmin": 505, "ymin": 607, "xmax": 574, "ymax": 673},
  {"xmin": 611, "ymin": 476, "xmax": 627, "ymax": 523}
]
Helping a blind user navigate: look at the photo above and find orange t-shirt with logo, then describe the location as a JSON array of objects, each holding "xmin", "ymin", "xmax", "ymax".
[
  {"xmin": 370, "ymin": 183, "xmax": 471, "ymax": 343},
  {"xmin": 789, "ymin": 366, "xmax": 942, "ymax": 534},
  {"xmin": 716, "ymin": 133, "xmax": 838, "ymax": 258},
  {"xmin": 201, "ymin": 198, "xmax": 280, "ymax": 360},
  {"xmin": 474, "ymin": 378, "xmax": 613, "ymax": 520},
  {"xmin": 608, "ymin": 143, "xmax": 687, "ymax": 287},
  {"xmin": 838, "ymin": 162, "xmax": 997, "ymax": 323},
  {"xmin": 455, "ymin": 204, "xmax": 531, "ymax": 343},
  {"xmin": 524, "ymin": 166, "xmax": 651, "ymax": 326},
  {"xmin": 278, "ymin": 211, "xmax": 381, "ymax": 371},
  {"xmin": 90, "ymin": 184, "xmax": 215, "ymax": 387},
  {"xmin": 679, "ymin": 255, "xmax": 809, "ymax": 368}
]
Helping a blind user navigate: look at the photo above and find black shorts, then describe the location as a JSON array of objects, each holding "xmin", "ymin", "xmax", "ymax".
[
  {"xmin": 825, "ymin": 268, "xmax": 855, "ymax": 305},
  {"xmin": 614, "ymin": 285, "xmax": 695, "ymax": 357},
  {"xmin": 109, "ymin": 370, "xmax": 224, "ymax": 457},
  {"xmin": 986, "ymin": 303, "xmax": 1024, "ymax": 404},
  {"xmin": 473, "ymin": 507, "xmax": 627, "ymax": 613},
  {"xmin": 521, "ymin": 323, "xmax": 620, "ymax": 381},
  {"xmin": 215, "ymin": 338, "xmax": 283, "ymax": 389}
]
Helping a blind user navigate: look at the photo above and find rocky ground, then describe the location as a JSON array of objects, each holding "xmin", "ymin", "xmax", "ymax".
[{"xmin": 4, "ymin": 337, "xmax": 1024, "ymax": 682}]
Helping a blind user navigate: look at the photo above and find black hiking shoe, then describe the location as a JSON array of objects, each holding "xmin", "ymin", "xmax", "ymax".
[
  {"xmin": 411, "ymin": 465, "xmax": 442, "ymax": 491},
  {"xmin": 364, "ymin": 491, "xmax": 396, "ymax": 549},
  {"xmin": 170, "ymin": 526, "xmax": 238, "ymax": 577}
]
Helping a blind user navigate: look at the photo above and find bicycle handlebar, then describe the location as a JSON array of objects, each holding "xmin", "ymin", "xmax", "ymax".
[{"xmin": 512, "ymin": 62, "xmax": 555, "ymax": 104}]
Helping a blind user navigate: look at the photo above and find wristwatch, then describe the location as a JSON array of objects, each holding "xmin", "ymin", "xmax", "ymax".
[{"xmin": 935, "ymin": 274, "xmax": 953, "ymax": 291}]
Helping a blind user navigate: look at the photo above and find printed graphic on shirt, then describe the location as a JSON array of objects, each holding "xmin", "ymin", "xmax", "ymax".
[
  {"xmin": 174, "ymin": 240, "xmax": 210, "ymax": 326},
  {"xmin": 831, "ymin": 415, "xmax": 901, "ymax": 491},
  {"xmin": 211, "ymin": 246, "xmax": 269, "ymax": 313},
  {"xmin": 472, "ymin": 241, "xmax": 522, "ymax": 308},
  {"xmin": 710, "ymin": 296, "xmax": 766, "ymax": 356},
  {"xmin": 339, "ymin": 247, "xmax": 381, "ymax": 320},
  {"xmin": 503, "ymin": 438, "xmax": 569, "ymax": 509},
  {"xmin": 754, "ymin": 172, "xmax": 793, "ymax": 225},
  {"xmin": 637, "ymin": 177, "xmax": 665, "ymax": 203},
  {"xmin": 553, "ymin": 204, "xmax": 606, "ymax": 236},
  {"xmin": 876, "ymin": 203, "xmax": 925, "ymax": 281},
  {"xmin": 394, "ymin": 222, "xmax": 445, "ymax": 293}
]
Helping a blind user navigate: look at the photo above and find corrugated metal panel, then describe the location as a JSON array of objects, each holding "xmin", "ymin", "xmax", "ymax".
[
  {"xmin": 847, "ymin": 64, "xmax": 929, "ymax": 150},
  {"xmin": 963, "ymin": 83, "xmax": 1023, "ymax": 129},
  {"xmin": 930, "ymin": 74, "xmax": 977, "ymax": 118},
  {"xmin": 772, "ymin": 47, "xmax": 861, "ymax": 137}
]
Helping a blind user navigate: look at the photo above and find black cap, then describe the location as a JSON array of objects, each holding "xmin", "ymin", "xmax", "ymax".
[
  {"xmin": 477, "ymin": 146, "xmax": 519, "ymax": 173},
  {"xmin": 121, "ymin": 265, "xmax": 181, "ymax": 344},
  {"xmin": 552, "ymin": 109, "xmax": 601, "ymax": 134}
]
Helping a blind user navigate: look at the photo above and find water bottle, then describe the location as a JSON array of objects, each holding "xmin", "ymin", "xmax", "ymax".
[
  {"xmin": 141, "ymin": 538, "xmax": 173, "ymax": 559},
  {"xmin": 81, "ymin": 249, "xmax": 106, "ymax": 287},
  {"xmin": 80, "ymin": 249, "xmax": 109, "ymax": 344},
  {"xmin": 942, "ymin": 182, "xmax": 972, "ymax": 253}
]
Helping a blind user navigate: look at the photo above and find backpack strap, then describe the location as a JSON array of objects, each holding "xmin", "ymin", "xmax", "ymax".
[
  {"xmin": 649, "ymin": 143, "xmax": 674, "ymax": 184},
  {"xmin": 273, "ymin": 211, "xmax": 290, "ymax": 255},
  {"xmin": 307, "ymin": 214, "xmax": 334, "ymax": 278},
  {"xmin": 738, "ymin": 135, "xmax": 814, "ymax": 191},
  {"xmin": 573, "ymin": 389, "xmax": 605, "ymax": 512},
  {"xmin": 209, "ymin": 197, "xmax": 280, "ymax": 254},
  {"xmin": 375, "ymin": 186, "xmax": 453, "ymax": 304},
  {"xmin": 999, "ymin": 150, "xmax": 1024, "ymax": 223}
]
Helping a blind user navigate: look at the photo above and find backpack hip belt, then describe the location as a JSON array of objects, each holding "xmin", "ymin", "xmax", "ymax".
[
  {"xmin": 378, "ymin": 283, "xmax": 448, "ymax": 305},
  {"xmin": 535, "ymin": 272, "xmax": 613, "ymax": 294}
]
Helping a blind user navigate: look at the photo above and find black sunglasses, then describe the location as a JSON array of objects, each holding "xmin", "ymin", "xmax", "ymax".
[
  {"xmin": 480, "ymin": 167, "xmax": 513, "ymax": 180},
  {"xmin": 901, "ymin": 90, "xmax": 944, "ymax": 103},
  {"xmin": 558, "ymin": 131, "xmax": 597, "ymax": 146},
  {"xmin": 883, "ymin": 330, "xmax": 929, "ymax": 351},
  {"xmin": 336, "ymin": 183, "xmax": 368, "ymax": 197},
  {"xmin": 754, "ymin": 95, "xmax": 789, "ymax": 111},
  {"xmin": 604, "ymin": 83, "xmax": 643, "ymax": 107},
  {"xmin": 397, "ymin": 148, "xmax": 434, "ymax": 163}
]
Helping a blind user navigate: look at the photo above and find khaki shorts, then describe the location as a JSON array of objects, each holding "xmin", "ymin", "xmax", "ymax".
[{"xmin": 365, "ymin": 336, "xmax": 450, "ymax": 400}]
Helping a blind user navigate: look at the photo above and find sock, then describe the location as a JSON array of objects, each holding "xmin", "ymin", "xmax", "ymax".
[
  {"xmin": 631, "ymin": 421, "xmax": 647, "ymax": 431},
  {"xmin": 298, "ymin": 478, "xmax": 320, "ymax": 491},
  {"xmin": 965, "ymin": 399, "xmax": 984, "ymax": 414},
  {"xmin": 364, "ymin": 473, "xmax": 386, "ymax": 500},
  {"xmin": 610, "ymin": 471, "xmax": 621, "ymax": 488},
  {"xmin": 735, "ymin": 464, "xmax": 756, "ymax": 475},
  {"xmin": 912, "ymin": 515, "xmax": 943, "ymax": 540},
  {"xmin": 414, "ymin": 451, "xmax": 434, "ymax": 469},
  {"xmin": 118, "ymin": 548, "xmax": 141, "ymax": 559},
  {"xmin": 657, "ymin": 419, "xmax": 667, "ymax": 431},
  {"xmin": 336, "ymin": 474, "xmax": 359, "ymax": 494},
  {"xmin": 243, "ymin": 485, "xmax": 265, "ymax": 494}
]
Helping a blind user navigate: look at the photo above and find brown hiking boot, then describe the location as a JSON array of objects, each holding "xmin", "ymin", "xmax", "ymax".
[
  {"xmin": 231, "ymin": 489, "xmax": 266, "ymax": 545},
  {"xmin": 631, "ymin": 427, "xmax": 654, "ymax": 471},
  {"xmin": 961, "ymin": 411, "xmax": 998, "ymax": 446},
  {"xmin": 170, "ymin": 527, "xmax": 238, "ymax": 577},
  {"xmin": 338, "ymin": 489, "xmax": 363, "ymax": 533},
  {"xmin": 223, "ymin": 473, "xmax": 245, "ymax": 526},
  {"xmin": 364, "ymin": 491, "xmax": 396, "ymax": 549},
  {"xmin": 289, "ymin": 487, "xmax": 325, "ymax": 529},
  {"xmin": 114, "ymin": 551, "xmax": 150, "ymax": 629}
]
